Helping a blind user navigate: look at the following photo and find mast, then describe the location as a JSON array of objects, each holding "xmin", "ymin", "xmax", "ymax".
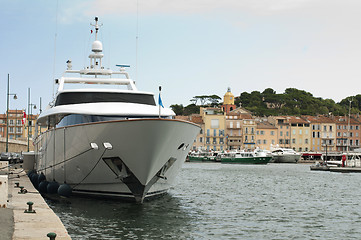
[
  {"xmin": 90, "ymin": 16, "xmax": 102, "ymax": 41},
  {"xmin": 56, "ymin": 16, "xmax": 138, "ymax": 92},
  {"xmin": 89, "ymin": 16, "xmax": 104, "ymax": 71},
  {"xmin": 347, "ymin": 98, "xmax": 352, "ymax": 158}
]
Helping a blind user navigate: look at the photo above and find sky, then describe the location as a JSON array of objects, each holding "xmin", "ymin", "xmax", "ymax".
[{"xmin": 1, "ymin": 0, "xmax": 361, "ymax": 114}]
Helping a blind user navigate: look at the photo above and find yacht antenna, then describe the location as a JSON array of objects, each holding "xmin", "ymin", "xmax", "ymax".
[
  {"xmin": 136, "ymin": 0, "xmax": 139, "ymax": 82},
  {"xmin": 90, "ymin": 16, "xmax": 103, "ymax": 41},
  {"xmin": 52, "ymin": 0, "xmax": 59, "ymax": 98}
]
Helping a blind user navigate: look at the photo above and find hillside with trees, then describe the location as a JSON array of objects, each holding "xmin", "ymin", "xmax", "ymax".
[{"xmin": 170, "ymin": 88, "xmax": 361, "ymax": 116}]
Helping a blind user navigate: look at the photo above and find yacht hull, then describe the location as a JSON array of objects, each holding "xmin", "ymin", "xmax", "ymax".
[
  {"xmin": 271, "ymin": 154, "xmax": 301, "ymax": 163},
  {"xmin": 34, "ymin": 119, "xmax": 199, "ymax": 202}
]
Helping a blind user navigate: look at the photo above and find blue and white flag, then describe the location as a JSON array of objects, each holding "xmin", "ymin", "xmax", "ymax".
[{"xmin": 158, "ymin": 93, "xmax": 164, "ymax": 108}]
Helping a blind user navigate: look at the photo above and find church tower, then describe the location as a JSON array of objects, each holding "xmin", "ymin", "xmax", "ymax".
[{"xmin": 221, "ymin": 87, "xmax": 236, "ymax": 114}]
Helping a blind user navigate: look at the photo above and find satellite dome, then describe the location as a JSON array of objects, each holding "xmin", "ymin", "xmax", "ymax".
[{"xmin": 92, "ymin": 40, "xmax": 103, "ymax": 52}]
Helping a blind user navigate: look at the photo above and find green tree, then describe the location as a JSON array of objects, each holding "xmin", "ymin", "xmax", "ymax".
[
  {"xmin": 184, "ymin": 104, "xmax": 200, "ymax": 115},
  {"xmin": 208, "ymin": 95, "xmax": 222, "ymax": 106},
  {"xmin": 170, "ymin": 104, "xmax": 184, "ymax": 115}
]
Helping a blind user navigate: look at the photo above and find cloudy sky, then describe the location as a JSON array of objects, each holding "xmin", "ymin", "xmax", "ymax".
[{"xmin": 1, "ymin": 0, "xmax": 361, "ymax": 114}]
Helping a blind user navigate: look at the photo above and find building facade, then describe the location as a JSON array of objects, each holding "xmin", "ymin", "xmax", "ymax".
[
  {"xmin": 334, "ymin": 116, "xmax": 361, "ymax": 152},
  {"xmin": 200, "ymin": 108, "xmax": 226, "ymax": 151},
  {"xmin": 0, "ymin": 109, "xmax": 40, "ymax": 152},
  {"xmin": 268, "ymin": 116, "xmax": 291, "ymax": 149},
  {"xmin": 225, "ymin": 114, "xmax": 243, "ymax": 150},
  {"xmin": 0, "ymin": 110, "xmax": 26, "ymax": 140},
  {"xmin": 302, "ymin": 115, "xmax": 336, "ymax": 152},
  {"xmin": 288, "ymin": 116, "xmax": 311, "ymax": 152},
  {"xmin": 256, "ymin": 120, "xmax": 278, "ymax": 150}
]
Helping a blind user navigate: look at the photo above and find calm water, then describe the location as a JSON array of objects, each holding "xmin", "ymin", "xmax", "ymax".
[{"xmin": 48, "ymin": 163, "xmax": 361, "ymax": 239}]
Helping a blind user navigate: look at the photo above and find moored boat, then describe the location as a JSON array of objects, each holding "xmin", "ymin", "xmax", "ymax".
[
  {"xmin": 271, "ymin": 148, "xmax": 301, "ymax": 163},
  {"xmin": 220, "ymin": 149, "xmax": 272, "ymax": 164},
  {"xmin": 188, "ymin": 151, "xmax": 218, "ymax": 162},
  {"xmin": 34, "ymin": 17, "xmax": 200, "ymax": 203}
]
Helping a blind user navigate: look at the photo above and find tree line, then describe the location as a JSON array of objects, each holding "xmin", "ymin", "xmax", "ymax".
[{"xmin": 170, "ymin": 88, "xmax": 361, "ymax": 116}]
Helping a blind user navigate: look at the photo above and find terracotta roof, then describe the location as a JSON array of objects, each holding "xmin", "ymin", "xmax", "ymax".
[
  {"xmin": 7, "ymin": 110, "xmax": 23, "ymax": 114},
  {"xmin": 256, "ymin": 121, "xmax": 277, "ymax": 129},
  {"xmin": 190, "ymin": 115, "xmax": 203, "ymax": 124},
  {"xmin": 229, "ymin": 107, "xmax": 251, "ymax": 114},
  {"xmin": 333, "ymin": 116, "xmax": 360, "ymax": 125},
  {"xmin": 175, "ymin": 116, "xmax": 189, "ymax": 121},
  {"xmin": 175, "ymin": 115, "xmax": 203, "ymax": 124},
  {"xmin": 269, "ymin": 115, "xmax": 308, "ymax": 124},
  {"xmin": 284, "ymin": 116, "xmax": 309, "ymax": 124},
  {"xmin": 301, "ymin": 115, "xmax": 335, "ymax": 124}
]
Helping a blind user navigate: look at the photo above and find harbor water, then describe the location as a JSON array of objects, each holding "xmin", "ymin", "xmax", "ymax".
[{"xmin": 48, "ymin": 163, "xmax": 361, "ymax": 239}]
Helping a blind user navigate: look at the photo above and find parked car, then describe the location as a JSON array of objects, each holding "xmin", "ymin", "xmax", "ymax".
[
  {"xmin": 11, "ymin": 153, "xmax": 20, "ymax": 163},
  {"xmin": 18, "ymin": 153, "xmax": 24, "ymax": 163},
  {"xmin": 0, "ymin": 152, "xmax": 10, "ymax": 161},
  {"xmin": 0, "ymin": 152, "xmax": 23, "ymax": 164}
]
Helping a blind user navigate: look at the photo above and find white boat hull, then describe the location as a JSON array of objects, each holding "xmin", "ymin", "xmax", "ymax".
[
  {"xmin": 271, "ymin": 154, "xmax": 301, "ymax": 163},
  {"xmin": 34, "ymin": 119, "xmax": 199, "ymax": 202}
]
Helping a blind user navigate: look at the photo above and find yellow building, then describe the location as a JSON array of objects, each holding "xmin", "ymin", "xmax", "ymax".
[
  {"xmin": 240, "ymin": 117, "xmax": 256, "ymax": 150},
  {"xmin": 287, "ymin": 116, "xmax": 311, "ymax": 152},
  {"xmin": 268, "ymin": 116, "xmax": 291, "ymax": 148},
  {"xmin": 303, "ymin": 115, "xmax": 336, "ymax": 152},
  {"xmin": 268, "ymin": 116, "xmax": 311, "ymax": 152},
  {"xmin": 256, "ymin": 121, "xmax": 278, "ymax": 150},
  {"xmin": 200, "ymin": 107, "xmax": 226, "ymax": 151}
]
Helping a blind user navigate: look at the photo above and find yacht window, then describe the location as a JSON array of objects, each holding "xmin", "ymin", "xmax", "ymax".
[
  {"xmin": 55, "ymin": 114, "xmax": 162, "ymax": 128},
  {"xmin": 55, "ymin": 92, "xmax": 156, "ymax": 106}
]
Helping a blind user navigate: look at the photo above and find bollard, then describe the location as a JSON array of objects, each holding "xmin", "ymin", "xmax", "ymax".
[
  {"xmin": 18, "ymin": 186, "xmax": 27, "ymax": 194},
  {"xmin": 47, "ymin": 232, "xmax": 57, "ymax": 240},
  {"xmin": 14, "ymin": 182, "xmax": 20, "ymax": 188},
  {"xmin": 24, "ymin": 201, "xmax": 36, "ymax": 213}
]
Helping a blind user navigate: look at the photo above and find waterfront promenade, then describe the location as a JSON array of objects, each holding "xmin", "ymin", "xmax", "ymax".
[{"xmin": 1, "ymin": 166, "xmax": 71, "ymax": 240}]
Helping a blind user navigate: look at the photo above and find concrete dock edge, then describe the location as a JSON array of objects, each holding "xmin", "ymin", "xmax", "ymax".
[{"xmin": 6, "ymin": 168, "xmax": 72, "ymax": 240}]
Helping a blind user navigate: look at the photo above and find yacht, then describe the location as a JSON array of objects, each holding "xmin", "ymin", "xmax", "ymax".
[
  {"xmin": 271, "ymin": 148, "xmax": 301, "ymax": 163},
  {"xmin": 34, "ymin": 17, "xmax": 200, "ymax": 203},
  {"xmin": 220, "ymin": 148, "xmax": 272, "ymax": 164}
]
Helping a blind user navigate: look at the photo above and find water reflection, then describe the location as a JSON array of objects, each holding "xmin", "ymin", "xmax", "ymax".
[
  {"xmin": 48, "ymin": 163, "xmax": 361, "ymax": 239},
  {"xmin": 47, "ymin": 193, "xmax": 198, "ymax": 240}
]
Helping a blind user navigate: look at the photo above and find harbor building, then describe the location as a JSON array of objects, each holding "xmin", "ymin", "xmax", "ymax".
[
  {"xmin": 256, "ymin": 120, "xmax": 278, "ymax": 151},
  {"xmin": 0, "ymin": 109, "xmax": 41, "ymax": 152},
  {"xmin": 287, "ymin": 116, "xmax": 311, "ymax": 152},
  {"xmin": 302, "ymin": 115, "xmax": 336, "ymax": 152},
  {"xmin": 333, "ymin": 116, "xmax": 361, "ymax": 152},
  {"xmin": 0, "ymin": 110, "xmax": 26, "ymax": 140},
  {"xmin": 268, "ymin": 116, "xmax": 311, "ymax": 151},
  {"xmin": 268, "ymin": 116, "xmax": 291, "ymax": 149},
  {"xmin": 200, "ymin": 107, "xmax": 226, "ymax": 151},
  {"xmin": 225, "ymin": 111, "xmax": 250, "ymax": 151},
  {"xmin": 177, "ymin": 87, "xmax": 361, "ymax": 153},
  {"xmin": 237, "ymin": 111, "xmax": 257, "ymax": 150}
]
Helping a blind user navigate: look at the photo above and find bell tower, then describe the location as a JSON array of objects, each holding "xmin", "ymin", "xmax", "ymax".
[{"xmin": 221, "ymin": 87, "xmax": 236, "ymax": 114}]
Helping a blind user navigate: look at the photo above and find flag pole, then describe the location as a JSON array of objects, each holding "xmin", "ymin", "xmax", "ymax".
[{"xmin": 159, "ymin": 86, "xmax": 161, "ymax": 118}]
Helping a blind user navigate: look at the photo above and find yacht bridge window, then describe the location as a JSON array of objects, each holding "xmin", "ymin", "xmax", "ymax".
[{"xmin": 55, "ymin": 92, "xmax": 156, "ymax": 106}]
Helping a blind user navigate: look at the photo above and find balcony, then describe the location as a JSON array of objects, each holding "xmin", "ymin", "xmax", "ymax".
[{"xmin": 321, "ymin": 143, "xmax": 335, "ymax": 147}]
